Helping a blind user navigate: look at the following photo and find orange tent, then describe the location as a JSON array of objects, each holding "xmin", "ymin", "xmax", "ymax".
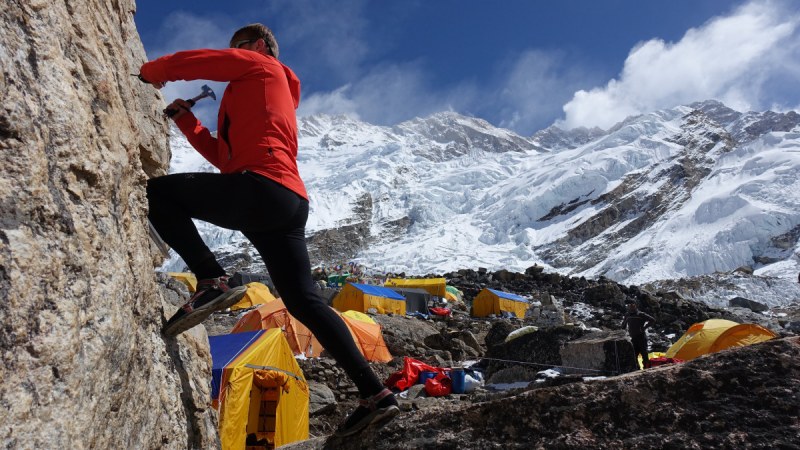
[
  {"xmin": 232, "ymin": 298, "xmax": 323, "ymax": 358},
  {"xmin": 232, "ymin": 302, "xmax": 392, "ymax": 363},
  {"xmin": 339, "ymin": 310, "xmax": 392, "ymax": 363}
]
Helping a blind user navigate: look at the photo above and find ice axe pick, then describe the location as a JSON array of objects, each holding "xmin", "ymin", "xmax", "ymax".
[{"xmin": 163, "ymin": 84, "xmax": 217, "ymax": 117}]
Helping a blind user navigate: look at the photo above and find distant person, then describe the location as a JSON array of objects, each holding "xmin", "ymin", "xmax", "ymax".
[
  {"xmin": 138, "ymin": 23, "xmax": 398, "ymax": 436},
  {"xmin": 621, "ymin": 300, "xmax": 655, "ymax": 369}
]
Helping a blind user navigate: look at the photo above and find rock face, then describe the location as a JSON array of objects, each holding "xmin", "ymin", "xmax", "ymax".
[{"xmin": 1, "ymin": 1, "xmax": 216, "ymax": 448}]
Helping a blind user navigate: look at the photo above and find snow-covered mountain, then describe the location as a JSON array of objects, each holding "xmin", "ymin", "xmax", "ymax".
[{"xmin": 164, "ymin": 100, "xmax": 800, "ymax": 291}]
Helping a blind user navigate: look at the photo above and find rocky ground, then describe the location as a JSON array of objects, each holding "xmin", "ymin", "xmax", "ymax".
[
  {"xmin": 192, "ymin": 266, "xmax": 800, "ymax": 448},
  {"xmin": 312, "ymin": 336, "xmax": 800, "ymax": 449}
]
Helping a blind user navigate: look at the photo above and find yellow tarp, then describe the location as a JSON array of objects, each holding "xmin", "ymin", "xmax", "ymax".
[
  {"xmin": 471, "ymin": 288, "xmax": 528, "ymax": 318},
  {"xmin": 332, "ymin": 284, "xmax": 406, "ymax": 315},
  {"xmin": 168, "ymin": 272, "xmax": 197, "ymax": 292},
  {"xmin": 665, "ymin": 319, "xmax": 777, "ymax": 360},
  {"xmin": 231, "ymin": 282, "xmax": 276, "ymax": 311},
  {"xmin": 384, "ymin": 278, "xmax": 446, "ymax": 297},
  {"xmin": 218, "ymin": 329, "xmax": 309, "ymax": 450}
]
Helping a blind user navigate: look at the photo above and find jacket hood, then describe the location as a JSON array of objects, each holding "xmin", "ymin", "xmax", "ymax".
[{"xmin": 281, "ymin": 63, "xmax": 301, "ymax": 109}]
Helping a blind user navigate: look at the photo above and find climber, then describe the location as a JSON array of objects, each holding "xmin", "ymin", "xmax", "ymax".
[
  {"xmin": 621, "ymin": 299, "xmax": 656, "ymax": 369},
  {"xmin": 137, "ymin": 23, "xmax": 399, "ymax": 436}
]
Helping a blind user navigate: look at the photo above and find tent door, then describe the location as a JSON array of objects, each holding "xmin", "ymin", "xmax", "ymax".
[
  {"xmin": 246, "ymin": 386, "xmax": 280, "ymax": 450},
  {"xmin": 257, "ymin": 387, "xmax": 279, "ymax": 448}
]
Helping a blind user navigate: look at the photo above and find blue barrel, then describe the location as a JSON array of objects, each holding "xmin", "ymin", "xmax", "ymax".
[
  {"xmin": 450, "ymin": 368, "xmax": 466, "ymax": 394},
  {"xmin": 418, "ymin": 370, "xmax": 436, "ymax": 384}
]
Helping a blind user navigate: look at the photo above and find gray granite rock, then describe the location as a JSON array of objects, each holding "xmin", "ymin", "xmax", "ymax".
[{"xmin": 0, "ymin": 1, "xmax": 216, "ymax": 448}]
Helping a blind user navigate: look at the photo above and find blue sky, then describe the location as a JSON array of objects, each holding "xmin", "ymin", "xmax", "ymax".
[{"xmin": 135, "ymin": 0, "xmax": 800, "ymax": 134}]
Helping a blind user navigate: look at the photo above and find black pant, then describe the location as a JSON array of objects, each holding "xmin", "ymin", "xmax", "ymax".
[
  {"xmin": 147, "ymin": 171, "xmax": 383, "ymax": 396},
  {"xmin": 631, "ymin": 333, "xmax": 649, "ymax": 369}
]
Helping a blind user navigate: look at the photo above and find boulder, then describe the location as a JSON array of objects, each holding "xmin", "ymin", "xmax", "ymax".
[
  {"xmin": 784, "ymin": 321, "xmax": 800, "ymax": 333},
  {"xmin": 373, "ymin": 314, "xmax": 439, "ymax": 357},
  {"xmin": 483, "ymin": 321, "xmax": 518, "ymax": 351},
  {"xmin": 657, "ymin": 290, "xmax": 685, "ymax": 301},
  {"xmin": 728, "ymin": 296, "xmax": 768, "ymax": 312},
  {"xmin": 486, "ymin": 366, "xmax": 539, "ymax": 384},
  {"xmin": 525, "ymin": 265, "xmax": 545, "ymax": 276},
  {"xmin": 559, "ymin": 330, "xmax": 638, "ymax": 374},
  {"xmin": 534, "ymin": 296, "xmax": 567, "ymax": 327},
  {"xmin": 308, "ymin": 382, "xmax": 337, "ymax": 416},
  {"xmin": 454, "ymin": 330, "xmax": 482, "ymax": 354},
  {"xmin": 492, "ymin": 269, "xmax": 510, "ymax": 282},
  {"xmin": 405, "ymin": 384, "xmax": 426, "ymax": 400},
  {"xmin": 482, "ymin": 326, "xmax": 586, "ymax": 381},
  {"xmin": 583, "ymin": 283, "xmax": 625, "ymax": 306}
]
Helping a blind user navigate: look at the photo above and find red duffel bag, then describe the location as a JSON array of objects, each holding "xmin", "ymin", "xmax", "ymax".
[{"xmin": 424, "ymin": 372, "xmax": 452, "ymax": 397}]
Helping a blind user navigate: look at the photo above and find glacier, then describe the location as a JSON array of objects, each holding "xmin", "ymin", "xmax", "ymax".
[{"xmin": 161, "ymin": 100, "xmax": 800, "ymax": 304}]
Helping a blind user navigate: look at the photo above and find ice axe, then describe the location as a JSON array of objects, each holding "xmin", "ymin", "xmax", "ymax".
[{"xmin": 163, "ymin": 84, "xmax": 216, "ymax": 117}]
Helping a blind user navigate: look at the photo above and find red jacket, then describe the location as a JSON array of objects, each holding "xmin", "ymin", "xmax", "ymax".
[{"xmin": 140, "ymin": 49, "xmax": 307, "ymax": 199}]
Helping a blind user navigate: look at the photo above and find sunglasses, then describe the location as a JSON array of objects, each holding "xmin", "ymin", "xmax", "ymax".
[{"xmin": 231, "ymin": 38, "xmax": 259, "ymax": 49}]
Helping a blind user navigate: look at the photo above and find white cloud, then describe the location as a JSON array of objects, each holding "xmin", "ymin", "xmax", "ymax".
[
  {"xmin": 560, "ymin": 0, "xmax": 800, "ymax": 129},
  {"xmin": 297, "ymin": 49, "xmax": 602, "ymax": 134},
  {"xmin": 495, "ymin": 50, "xmax": 601, "ymax": 133},
  {"xmin": 298, "ymin": 62, "xmax": 477, "ymax": 126},
  {"xmin": 297, "ymin": 85, "xmax": 361, "ymax": 118}
]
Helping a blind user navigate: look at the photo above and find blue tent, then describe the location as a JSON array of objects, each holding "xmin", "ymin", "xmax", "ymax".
[
  {"xmin": 208, "ymin": 329, "xmax": 309, "ymax": 448},
  {"xmin": 332, "ymin": 282, "xmax": 407, "ymax": 314},
  {"xmin": 473, "ymin": 288, "xmax": 529, "ymax": 318},
  {"xmin": 209, "ymin": 330, "xmax": 264, "ymax": 401},
  {"xmin": 487, "ymin": 288, "xmax": 528, "ymax": 302},
  {"xmin": 350, "ymin": 283, "xmax": 405, "ymax": 300}
]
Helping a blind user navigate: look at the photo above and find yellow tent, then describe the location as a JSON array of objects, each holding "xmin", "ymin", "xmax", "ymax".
[
  {"xmin": 210, "ymin": 329, "xmax": 309, "ymax": 450},
  {"xmin": 665, "ymin": 319, "xmax": 777, "ymax": 360},
  {"xmin": 341, "ymin": 310, "xmax": 375, "ymax": 324},
  {"xmin": 231, "ymin": 282, "xmax": 276, "ymax": 311},
  {"xmin": 168, "ymin": 272, "xmax": 197, "ymax": 292},
  {"xmin": 472, "ymin": 288, "xmax": 528, "ymax": 318},
  {"xmin": 332, "ymin": 283, "xmax": 406, "ymax": 315},
  {"xmin": 384, "ymin": 278, "xmax": 446, "ymax": 297}
]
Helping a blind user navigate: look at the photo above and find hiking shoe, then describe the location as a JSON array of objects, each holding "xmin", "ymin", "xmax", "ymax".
[
  {"xmin": 334, "ymin": 388, "xmax": 400, "ymax": 437},
  {"xmin": 162, "ymin": 275, "xmax": 247, "ymax": 336}
]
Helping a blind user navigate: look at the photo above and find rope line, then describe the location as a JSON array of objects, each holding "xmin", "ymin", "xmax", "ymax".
[
  {"xmin": 477, "ymin": 356, "xmax": 613, "ymax": 374},
  {"xmin": 244, "ymin": 364, "xmax": 303, "ymax": 380}
]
